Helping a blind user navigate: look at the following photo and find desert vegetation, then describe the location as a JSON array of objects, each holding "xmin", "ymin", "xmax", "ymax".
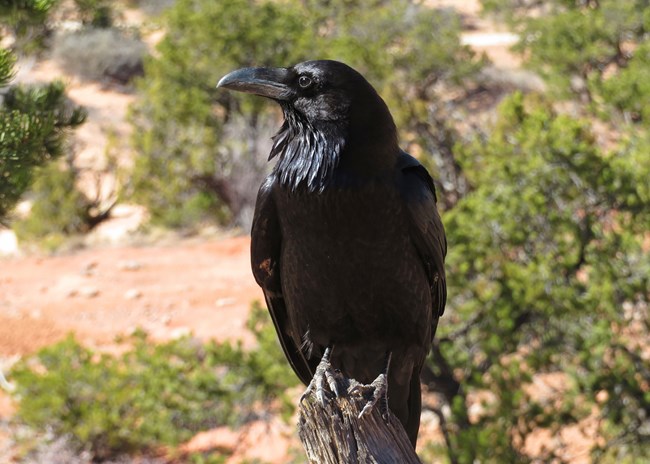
[{"xmin": 10, "ymin": 304, "xmax": 296, "ymax": 462}]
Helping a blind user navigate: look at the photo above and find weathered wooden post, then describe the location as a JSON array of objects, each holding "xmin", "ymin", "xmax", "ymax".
[{"xmin": 298, "ymin": 377, "xmax": 422, "ymax": 464}]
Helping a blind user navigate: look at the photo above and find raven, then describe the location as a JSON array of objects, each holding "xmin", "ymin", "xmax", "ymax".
[{"xmin": 218, "ymin": 60, "xmax": 446, "ymax": 447}]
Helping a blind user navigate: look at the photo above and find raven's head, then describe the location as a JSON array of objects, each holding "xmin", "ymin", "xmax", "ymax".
[{"xmin": 218, "ymin": 60, "xmax": 398, "ymax": 192}]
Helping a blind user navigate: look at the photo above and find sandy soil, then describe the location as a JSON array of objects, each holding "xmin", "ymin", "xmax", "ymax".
[{"xmin": 0, "ymin": 235, "xmax": 261, "ymax": 356}]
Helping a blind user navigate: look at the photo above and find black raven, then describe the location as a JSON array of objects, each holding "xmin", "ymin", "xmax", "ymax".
[{"xmin": 218, "ymin": 60, "xmax": 446, "ymax": 447}]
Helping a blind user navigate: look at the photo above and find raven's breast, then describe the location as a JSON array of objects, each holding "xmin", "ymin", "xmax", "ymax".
[{"xmin": 273, "ymin": 179, "xmax": 431, "ymax": 350}]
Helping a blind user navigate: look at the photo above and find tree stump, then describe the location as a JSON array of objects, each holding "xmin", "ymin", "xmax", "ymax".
[{"xmin": 298, "ymin": 378, "xmax": 422, "ymax": 464}]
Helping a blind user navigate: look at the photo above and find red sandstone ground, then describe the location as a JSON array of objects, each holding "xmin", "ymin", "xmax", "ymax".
[{"xmin": 0, "ymin": 235, "xmax": 261, "ymax": 356}]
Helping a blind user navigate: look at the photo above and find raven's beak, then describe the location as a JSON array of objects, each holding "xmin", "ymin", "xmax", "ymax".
[{"xmin": 217, "ymin": 67, "xmax": 293, "ymax": 101}]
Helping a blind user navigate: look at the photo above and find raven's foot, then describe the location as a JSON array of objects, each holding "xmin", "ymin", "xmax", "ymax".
[
  {"xmin": 352, "ymin": 352, "xmax": 392, "ymax": 421},
  {"xmin": 353, "ymin": 373, "xmax": 390, "ymax": 420},
  {"xmin": 300, "ymin": 346, "xmax": 346, "ymax": 407}
]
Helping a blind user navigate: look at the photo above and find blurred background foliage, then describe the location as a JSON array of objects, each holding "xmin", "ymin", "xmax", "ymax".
[
  {"xmin": 128, "ymin": 0, "xmax": 482, "ymax": 228},
  {"xmin": 1, "ymin": 0, "xmax": 649, "ymax": 463}
]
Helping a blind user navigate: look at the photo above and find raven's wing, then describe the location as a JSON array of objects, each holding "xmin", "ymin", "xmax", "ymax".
[
  {"xmin": 250, "ymin": 175, "xmax": 316, "ymax": 386},
  {"xmin": 397, "ymin": 152, "xmax": 447, "ymax": 323}
]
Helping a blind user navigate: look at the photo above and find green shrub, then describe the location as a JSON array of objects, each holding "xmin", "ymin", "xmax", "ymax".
[
  {"xmin": 73, "ymin": 0, "xmax": 114, "ymax": 27},
  {"xmin": 599, "ymin": 41, "xmax": 650, "ymax": 122},
  {"xmin": 484, "ymin": 0, "xmax": 650, "ymax": 122},
  {"xmin": 13, "ymin": 161, "xmax": 91, "ymax": 244},
  {"xmin": 0, "ymin": 81, "xmax": 86, "ymax": 221},
  {"xmin": 10, "ymin": 304, "xmax": 298, "ymax": 461},
  {"xmin": 431, "ymin": 92, "xmax": 650, "ymax": 463},
  {"xmin": 0, "ymin": 47, "xmax": 14, "ymax": 86},
  {"xmin": 12, "ymin": 154, "xmax": 118, "ymax": 249},
  {"xmin": 0, "ymin": 0, "xmax": 60, "ymax": 52},
  {"xmin": 52, "ymin": 28, "xmax": 146, "ymax": 83},
  {"xmin": 1, "ymin": 9, "xmax": 86, "ymax": 225}
]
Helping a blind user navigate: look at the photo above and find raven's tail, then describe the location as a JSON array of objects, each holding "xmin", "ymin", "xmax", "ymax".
[{"xmin": 404, "ymin": 369, "xmax": 422, "ymax": 448}]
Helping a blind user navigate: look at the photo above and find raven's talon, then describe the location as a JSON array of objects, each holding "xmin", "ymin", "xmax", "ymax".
[
  {"xmin": 353, "ymin": 373, "xmax": 390, "ymax": 421},
  {"xmin": 301, "ymin": 372, "xmax": 332, "ymax": 407},
  {"xmin": 301, "ymin": 346, "xmax": 345, "ymax": 407}
]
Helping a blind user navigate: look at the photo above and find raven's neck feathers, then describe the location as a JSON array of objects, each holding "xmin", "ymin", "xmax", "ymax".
[
  {"xmin": 271, "ymin": 99, "xmax": 399, "ymax": 193},
  {"xmin": 270, "ymin": 108, "xmax": 346, "ymax": 193}
]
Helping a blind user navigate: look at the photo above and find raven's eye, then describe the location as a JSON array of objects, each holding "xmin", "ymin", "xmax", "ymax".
[{"xmin": 298, "ymin": 76, "xmax": 313, "ymax": 88}]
